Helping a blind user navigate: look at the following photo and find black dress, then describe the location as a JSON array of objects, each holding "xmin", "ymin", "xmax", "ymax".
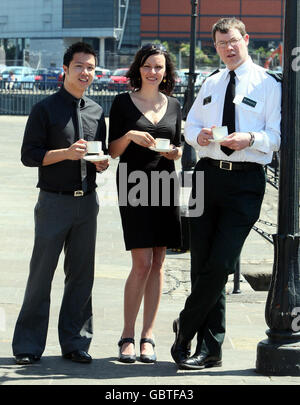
[{"xmin": 109, "ymin": 92, "xmax": 182, "ymax": 250}]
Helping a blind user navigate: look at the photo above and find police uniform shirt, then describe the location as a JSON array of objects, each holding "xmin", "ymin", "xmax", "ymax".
[{"xmin": 184, "ymin": 57, "xmax": 281, "ymax": 165}]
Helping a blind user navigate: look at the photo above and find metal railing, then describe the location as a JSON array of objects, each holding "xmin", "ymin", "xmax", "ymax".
[{"xmin": 0, "ymin": 80, "xmax": 192, "ymax": 116}]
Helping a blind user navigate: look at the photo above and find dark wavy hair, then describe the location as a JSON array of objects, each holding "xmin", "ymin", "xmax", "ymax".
[{"xmin": 126, "ymin": 43, "xmax": 176, "ymax": 95}]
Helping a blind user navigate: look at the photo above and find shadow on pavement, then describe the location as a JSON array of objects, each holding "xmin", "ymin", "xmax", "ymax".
[{"xmin": 0, "ymin": 355, "xmax": 260, "ymax": 384}]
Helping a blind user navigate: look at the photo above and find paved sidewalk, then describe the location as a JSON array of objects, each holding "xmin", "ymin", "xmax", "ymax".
[{"xmin": 0, "ymin": 116, "xmax": 299, "ymax": 388}]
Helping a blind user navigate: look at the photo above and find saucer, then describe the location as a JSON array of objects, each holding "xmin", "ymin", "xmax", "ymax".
[
  {"xmin": 83, "ymin": 155, "xmax": 109, "ymax": 162},
  {"xmin": 208, "ymin": 137, "xmax": 227, "ymax": 143},
  {"xmin": 149, "ymin": 146, "xmax": 171, "ymax": 153}
]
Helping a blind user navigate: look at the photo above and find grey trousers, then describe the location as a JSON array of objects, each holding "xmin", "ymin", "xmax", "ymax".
[{"xmin": 12, "ymin": 190, "xmax": 99, "ymax": 357}]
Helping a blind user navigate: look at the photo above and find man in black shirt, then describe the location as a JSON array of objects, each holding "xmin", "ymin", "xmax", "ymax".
[{"xmin": 12, "ymin": 42, "xmax": 109, "ymax": 365}]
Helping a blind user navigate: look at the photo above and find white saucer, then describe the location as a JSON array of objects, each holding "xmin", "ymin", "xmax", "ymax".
[
  {"xmin": 208, "ymin": 137, "xmax": 227, "ymax": 143},
  {"xmin": 83, "ymin": 155, "xmax": 109, "ymax": 162},
  {"xmin": 149, "ymin": 146, "xmax": 171, "ymax": 153}
]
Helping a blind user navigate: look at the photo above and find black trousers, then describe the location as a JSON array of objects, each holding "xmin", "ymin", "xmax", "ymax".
[
  {"xmin": 179, "ymin": 159, "xmax": 266, "ymax": 356},
  {"xmin": 12, "ymin": 190, "xmax": 99, "ymax": 357}
]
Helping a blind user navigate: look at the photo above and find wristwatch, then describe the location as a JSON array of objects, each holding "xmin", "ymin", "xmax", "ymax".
[{"xmin": 248, "ymin": 132, "xmax": 255, "ymax": 147}]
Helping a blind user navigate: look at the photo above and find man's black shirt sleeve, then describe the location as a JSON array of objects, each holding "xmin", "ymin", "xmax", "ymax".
[{"xmin": 21, "ymin": 103, "xmax": 49, "ymax": 167}]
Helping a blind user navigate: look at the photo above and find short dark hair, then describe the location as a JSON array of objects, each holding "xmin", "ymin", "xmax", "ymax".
[
  {"xmin": 126, "ymin": 43, "xmax": 176, "ymax": 95},
  {"xmin": 63, "ymin": 41, "xmax": 97, "ymax": 67},
  {"xmin": 212, "ymin": 17, "xmax": 247, "ymax": 42}
]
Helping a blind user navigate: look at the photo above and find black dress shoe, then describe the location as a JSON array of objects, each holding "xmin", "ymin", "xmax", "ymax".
[
  {"xmin": 15, "ymin": 354, "xmax": 40, "ymax": 365},
  {"xmin": 170, "ymin": 318, "xmax": 191, "ymax": 365},
  {"xmin": 180, "ymin": 353, "xmax": 222, "ymax": 370},
  {"xmin": 63, "ymin": 350, "xmax": 92, "ymax": 363},
  {"xmin": 140, "ymin": 338, "xmax": 156, "ymax": 363},
  {"xmin": 118, "ymin": 337, "xmax": 136, "ymax": 363}
]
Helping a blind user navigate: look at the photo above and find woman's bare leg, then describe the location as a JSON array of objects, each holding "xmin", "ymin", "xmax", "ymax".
[
  {"xmin": 120, "ymin": 248, "xmax": 153, "ymax": 355},
  {"xmin": 141, "ymin": 246, "xmax": 166, "ymax": 355}
]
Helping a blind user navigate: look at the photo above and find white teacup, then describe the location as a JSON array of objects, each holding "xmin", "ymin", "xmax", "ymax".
[
  {"xmin": 87, "ymin": 141, "xmax": 102, "ymax": 154},
  {"xmin": 212, "ymin": 126, "xmax": 228, "ymax": 140},
  {"xmin": 155, "ymin": 138, "xmax": 170, "ymax": 149}
]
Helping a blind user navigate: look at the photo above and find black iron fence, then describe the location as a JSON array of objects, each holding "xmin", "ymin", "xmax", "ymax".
[{"xmin": 0, "ymin": 80, "xmax": 192, "ymax": 116}]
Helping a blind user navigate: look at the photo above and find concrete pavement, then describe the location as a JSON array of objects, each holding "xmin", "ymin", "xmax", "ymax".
[{"xmin": 0, "ymin": 115, "xmax": 299, "ymax": 389}]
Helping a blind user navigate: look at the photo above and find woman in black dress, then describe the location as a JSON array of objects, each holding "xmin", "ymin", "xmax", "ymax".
[{"xmin": 109, "ymin": 44, "xmax": 182, "ymax": 363}]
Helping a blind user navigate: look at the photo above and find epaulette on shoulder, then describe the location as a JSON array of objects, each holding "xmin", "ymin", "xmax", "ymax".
[
  {"xmin": 267, "ymin": 71, "xmax": 283, "ymax": 82},
  {"xmin": 208, "ymin": 69, "xmax": 220, "ymax": 77}
]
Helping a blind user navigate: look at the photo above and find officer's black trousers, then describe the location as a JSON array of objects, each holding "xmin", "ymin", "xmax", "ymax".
[{"xmin": 180, "ymin": 158, "xmax": 266, "ymax": 356}]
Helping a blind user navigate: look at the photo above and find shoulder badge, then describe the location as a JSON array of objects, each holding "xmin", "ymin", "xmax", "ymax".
[{"xmin": 267, "ymin": 71, "xmax": 283, "ymax": 82}]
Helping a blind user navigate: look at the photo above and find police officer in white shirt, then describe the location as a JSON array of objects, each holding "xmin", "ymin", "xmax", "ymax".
[{"xmin": 171, "ymin": 17, "xmax": 281, "ymax": 370}]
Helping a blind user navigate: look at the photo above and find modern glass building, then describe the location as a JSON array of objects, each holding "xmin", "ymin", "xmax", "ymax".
[{"xmin": 0, "ymin": 0, "xmax": 140, "ymax": 68}]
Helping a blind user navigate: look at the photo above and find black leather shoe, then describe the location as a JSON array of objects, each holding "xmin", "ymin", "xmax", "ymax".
[
  {"xmin": 118, "ymin": 337, "xmax": 136, "ymax": 363},
  {"xmin": 180, "ymin": 353, "xmax": 222, "ymax": 370},
  {"xmin": 15, "ymin": 354, "xmax": 40, "ymax": 365},
  {"xmin": 63, "ymin": 350, "xmax": 92, "ymax": 363},
  {"xmin": 170, "ymin": 318, "xmax": 191, "ymax": 365},
  {"xmin": 140, "ymin": 338, "xmax": 156, "ymax": 363}
]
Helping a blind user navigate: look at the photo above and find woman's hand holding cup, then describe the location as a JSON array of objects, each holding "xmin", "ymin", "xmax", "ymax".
[{"xmin": 127, "ymin": 130, "xmax": 156, "ymax": 148}]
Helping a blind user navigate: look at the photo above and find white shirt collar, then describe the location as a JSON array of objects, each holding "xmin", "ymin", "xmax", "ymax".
[{"xmin": 225, "ymin": 56, "xmax": 253, "ymax": 80}]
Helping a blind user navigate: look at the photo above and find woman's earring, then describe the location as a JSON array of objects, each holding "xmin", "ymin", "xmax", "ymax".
[{"xmin": 163, "ymin": 78, "xmax": 167, "ymax": 83}]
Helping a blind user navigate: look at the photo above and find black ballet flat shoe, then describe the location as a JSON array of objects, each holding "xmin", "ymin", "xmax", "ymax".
[
  {"xmin": 140, "ymin": 338, "xmax": 156, "ymax": 363},
  {"xmin": 118, "ymin": 337, "xmax": 136, "ymax": 363}
]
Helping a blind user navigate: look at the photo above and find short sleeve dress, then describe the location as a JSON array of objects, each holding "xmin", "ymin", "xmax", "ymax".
[{"xmin": 109, "ymin": 92, "xmax": 182, "ymax": 250}]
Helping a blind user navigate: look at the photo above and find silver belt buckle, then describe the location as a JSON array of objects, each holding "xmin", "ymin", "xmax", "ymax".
[
  {"xmin": 219, "ymin": 161, "xmax": 232, "ymax": 171},
  {"xmin": 74, "ymin": 190, "xmax": 84, "ymax": 197}
]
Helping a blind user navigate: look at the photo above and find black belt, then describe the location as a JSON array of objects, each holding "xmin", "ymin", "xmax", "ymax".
[
  {"xmin": 204, "ymin": 158, "xmax": 261, "ymax": 171},
  {"xmin": 42, "ymin": 189, "xmax": 93, "ymax": 197}
]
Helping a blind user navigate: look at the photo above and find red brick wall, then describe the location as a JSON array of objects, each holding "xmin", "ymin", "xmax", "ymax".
[
  {"xmin": 200, "ymin": 0, "xmax": 241, "ymax": 14},
  {"xmin": 140, "ymin": 0, "xmax": 284, "ymax": 41}
]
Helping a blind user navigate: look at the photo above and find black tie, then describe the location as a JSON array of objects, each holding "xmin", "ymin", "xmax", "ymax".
[
  {"xmin": 221, "ymin": 70, "xmax": 236, "ymax": 156},
  {"xmin": 76, "ymin": 100, "xmax": 88, "ymax": 192}
]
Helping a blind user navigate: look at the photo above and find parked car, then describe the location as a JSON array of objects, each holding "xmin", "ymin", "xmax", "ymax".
[
  {"xmin": 1, "ymin": 66, "xmax": 35, "ymax": 89},
  {"xmin": 34, "ymin": 68, "xmax": 61, "ymax": 89},
  {"xmin": 107, "ymin": 68, "xmax": 129, "ymax": 90},
  {"xmin": 0, "ymin": 65, "xmax": 7, "ymax": 87},
  {"xmin": 55, "ymin": 67, "xmax": 64, "ymax": 87},
  {"xmin": 94, "ymin": 67, "xmax": 111, "ymax": 80},
  {"xmin": 174, "ymin": 70, "xmax": 188, "ymax": 92},
  {"xmin": 94, "ymin": 67, "xmax": 111, "ymax": 90}
]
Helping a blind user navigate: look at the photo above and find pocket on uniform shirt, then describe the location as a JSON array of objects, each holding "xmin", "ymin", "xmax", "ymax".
[
  {"xmin": 235, "ymin": 95, "xmax": 265, "ymax": 131},
  {"xmin": 234, "ymin": 95, "xmax": 263, "ymax": 114},
  {"xmin": 201, "ymin": 93, "xmax": 219, "ymax": 109}
]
